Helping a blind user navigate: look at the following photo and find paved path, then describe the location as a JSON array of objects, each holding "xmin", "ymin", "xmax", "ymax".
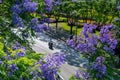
[{"xmin": 32, "ymin": 33, "xmax": 87, "ymax": 80}]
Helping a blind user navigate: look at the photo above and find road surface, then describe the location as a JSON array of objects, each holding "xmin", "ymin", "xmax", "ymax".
[{"xmin": 32, "ymin": 33, "xmax": 87, "ymax": 80}]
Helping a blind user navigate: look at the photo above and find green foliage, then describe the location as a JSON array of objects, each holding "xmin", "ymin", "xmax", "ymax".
[{"xmin": 0, "ymin": 42, "xmax": 7, "ymax": 57}]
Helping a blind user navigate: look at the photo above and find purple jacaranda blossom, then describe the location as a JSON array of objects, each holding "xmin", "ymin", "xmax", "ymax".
[
  {"xmin": 99, "ymin": 24, "xmax": 117, "ymax": 53},
  {"xmin": 83, "ymin": 23, "xmax": 97, "ymax": 34},
  {"xmin": 67, "ymin": 23, "xmax": 98, "ymax": 54},
  {"xmin": 96, "ymin": 56, "xmax": 104, "ymax": 63},
  {"xmin": 44, "ymin": 0, "xmax": 53, "ymax": 12},
  {"xmin": 12, "ymin": 4, "xmax": 21, "ymax": 14},
  {"xmin": 45, "ymin": 18, "xmax": 51, "ymax": 23},
  {"xmin": 12, "ymin": 13, "xmax": 25, "ymax": 27},
  {"xmin": 39, "ymin": 20, "xmax": 44, "ymax": 24},
  {"xmin": 17, "ymin": 51, "xmax": 25, "ymax": 57},
  {"xmin": 0, "ymin": 0, "xmax": 2, "ymax": 3},
  {"xmin": 117, "ymin": 1, "xmax": 120, "ymax": 10},
  {"xmin": 8, "ymin": 64, "xmax": 18, "ymax": 72},
  {"xmin": 93, "ymin": 63, "xmax": 106, "ymax": 75},
  {"xmin": 45, "ymin": 7, "xmax": 52, "ymax": 12},
  {"xmin": 109, "ymin": 38, "xmax": 118, "ymax": 49},
  {"xmin": 8, "ymin": 72, "xmax": 13, "ymax": 77},
  {"xmin": 0, "ymin": 60, "xmax": 2, "ymax": 64},
  {"xmin": 23, "ymin": 2, "xmax": 38, "ymax": 13},
  {"xmin": 76, "ymin": 44, "xmax": 85, "ymax": 53},
  {"xmin": 30, "ymin": 18, "xmax": 48, "ymax": 33},
  {"xmin": 75, "ymin": 70, "xmax": 90, "ymax": 79},
  {"xmin": 12, "ymin": 13, "xmax": 21, "ymax": 24},
  {"xmin": 75, "ymin": 71, "xmax": 80, "ymax": 78},
  {"xmin": 66, "ymin": 39, "xmax": 75, "ymax": 47},
  {"xmin": 42, "ymin": 24, "xmax": 49, "ymax": 31},
  {"xmin": 12, "ymin": 42, "xmax": 26, "ymax": 58},
  {"xmin": 92, "ymin": 56, "xmax": 106, "ymax": 77},
  {"xmin": 39, "ymin": 52, "xmax": 65, "ymax": 80},
  {"xmin": 12, "ymin": 42, "xmax": 21, "ymax": 50},
  {"xmin": 72, "ymin": 0, "xmax": 77, "ymax": 2},
  {"xmin": 31, "ymin": 18, "xmax": 38, "ymax": 24},
  {"xmin": 34, "ymin": 24, "xmax": 43, "ymax": 32},
  {"xmin": 30, "ymin": 18, "xmax": 38, "ymax": 29},
  {"xmin": 76, "ymin": 35, "xmax": 97, "ymax": 54},
  {"xmin": 80, "ymin": 70, "xmax": 89, "ymax": 80},
  {"xmin": 7, "ymin": 55, "xmax": 11, "ymax": 60}
]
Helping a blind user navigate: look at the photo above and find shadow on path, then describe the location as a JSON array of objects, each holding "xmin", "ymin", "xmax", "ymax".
[{"xmin": 37, "ymin": 33, "xmax": 88, "ymax": 67}]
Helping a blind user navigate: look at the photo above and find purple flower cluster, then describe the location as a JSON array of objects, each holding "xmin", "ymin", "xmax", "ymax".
[
  {"xmin": 30, "ymin": 18, "xmax": 49, "ymax": 32},
  {"xmin": 39, "ymin": 52, "xmax": 65, "ymax": 80},
  {"xmin": 23, "ymin": 2, "xmax": 38, "ymax": 13},
  {"xmin": 44, "ymin": 0, "xmax": 53, "ymax": 12},
  {"xmin": 17, "ymin": 51, "xmax": 25, "ymax": 57},
  {"xmin": 12, "ymin": 42, "xmax": 21, "ymax": 50},
  {"xmin": 76, "ymin": 34, "xmax": 97, "ymax": 54},
  {"xmin": 66, "ymin": 39, "xmax": 75, "ymax": 47},
  {"xmin": 0, "ymin": 0, "xmax": 2, "ymax": 3},
  {"xmin": 92, "ymin": 56, "xmax": 106, "ymax": 78},
  {"xmin": 12, "ymin": 4, "xmax": 21, "ymax": 14},
  {"xmin": 99, "ymin": 24, "xmax": 117, "ymax": 54},
  {"xmin": 8, "ymin": 64, "xmax": 18, "ymax": 77},
  {"xmin": 11, "ymin": 0, "xmax": 38, "ymax": 27},
  {"xmin": 67, "ymin": 23, "xmax": 118, "ymax": 55},
  {"xmin": 67, "ymin": 24, "xmax": 98, "ymax": 54},
  {"xmin": 11, "ymin": 0, "xmax": 48, "ymax": 36},
  {"xmin": 83, "ymin": 23, "xmax": 97, "ymax": 38},
  {"xmin": 75, "ymin": 70, "xmax": 89, "ymax": 80},
  {"xmin": 12, "ymin": 42, "xmax": 26, "ymax": 57},
  {"xmin": 45, "ymin": 18, "xmax": 51, "ymax": 23},
  {"xmin": 0, "ymin": 60, "xmax": 2, "ymax": 64},
  {"xmin": 72, "ymin": 0, "xmax": 77, "ymax": 2},
  {"xmin": 12, "ymin": 3, "xmax": 23, "ymax": 27},
  {"xmin": 12, "ymin": 42, "xmax": 25, "ymax": 50},
  {"xmin": 12, "ymin": 13, "xmax": 25, "ymax": 27},
  {"xmin": 9, "ymin": 64, "xmax": 18, "ymax": 72}
]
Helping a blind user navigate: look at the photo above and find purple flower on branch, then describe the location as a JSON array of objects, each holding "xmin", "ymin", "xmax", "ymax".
[
  {"xmin": 39, "ymin": 52, "xmax": 65, "ymax": 80},
  {"xmin": 0, "ymin": 0, "xmax": 2, "ymax": 3},
  {"xmin": 12, "ymin": 4, "xmax": 21, "ymax": 14},
  {"xmin": 8, "ymin": 64, "xmax": 18, "ymax": 72},
  {"xmin": 92, "ymin": 56, "xmax": 106, "ymax": 77},
  {"xmin": 96, "ymin": 56, "xmax": 104, "ymax": 63},
  {"xmin": 0, "ymin": 61, "xmax": 2, "ymax": 64},
  {"xmin": 44, "ymin": 0, "xmax": 53, "ymax": 12},
  {"xmin": 17, "ymin": 51, "xmax": 25, "ymax": 57},
  {"xmin": 23, "ymin": 2, "xmax": 38, "ymax": 13}
]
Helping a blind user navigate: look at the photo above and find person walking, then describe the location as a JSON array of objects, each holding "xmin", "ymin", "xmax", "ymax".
[{"xmin": 48, "ymin": 39, "xmax": 53, "ymax": 50}]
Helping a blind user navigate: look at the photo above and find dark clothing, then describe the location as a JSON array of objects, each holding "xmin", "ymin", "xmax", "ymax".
[
  {"xmin": 48, "ymin": 41, "xmax": 53, "ymax": 50},
  {"xmin": 70, "ymin": 35, "xmax": 73, "ymax": 39}
]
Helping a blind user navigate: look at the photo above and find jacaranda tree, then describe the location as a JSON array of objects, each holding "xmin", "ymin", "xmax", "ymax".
[{"xmin": 0, "ymin": 0, "xmax": 65, "ymax": 80}]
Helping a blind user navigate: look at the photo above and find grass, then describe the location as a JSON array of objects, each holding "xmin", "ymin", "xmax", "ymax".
[
  {"xmin": 50, "ymin": 22, "xmax": 100, "ymax": 36},
  {"xmin": 50, "ymin": 22, "xmax": 83, "ymax": 36}
]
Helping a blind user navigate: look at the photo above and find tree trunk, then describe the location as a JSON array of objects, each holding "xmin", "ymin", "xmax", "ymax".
[
  {"xmin": 70, "ymin": 25, "xmax": 73, "ymax": 34},
  {"xmin": 56, "ymin": 20, "xmax": 58, "ymax": 32},
  {"xmin": 75, "ymin": 26, "xmax": 77, "ymax": 37}
]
